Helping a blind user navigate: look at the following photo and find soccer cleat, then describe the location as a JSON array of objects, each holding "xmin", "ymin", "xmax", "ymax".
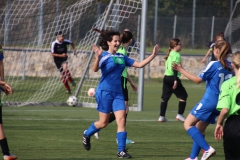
[
  {"xmin": 83, "ymin": 130, "xmax": 91, "ymax": 151},
  {"xmin": 185, "ymin": 156, "xmax": 198, "ymax": 160},
  {"xmin": 3, "ymin": 154, "xmax": 18, "ymax": 160},
  {"xmin": 158, "ymin": 116, "xmax": 168, "ymax": 122},
  {"xmin": 176, "ymin": 114, "xmax": 186, "ymax": 122},
  {"xmin": 94, "ymin": 132, "xmax": 99, "ymax": 139},
  {"xmin": 70, "ymin": 81, "xmax": 76, "ymax": 86},
  {"xmin": 126, "ymin": 138, "xmax": 135, "ymax": 144},
  {"xmin": 66, "ymin": 90, "xmax": 71, "ymax": 94},
  {"xmin": 201, "ymin": 146, "xmax": 216, "ymax": 160},
  {"xmin": 116, "ymin": 138, "xmax": 135, "ymax": 144},
  {"xmin": 117, "ymin": 149, "xmax": 132, "ymax": 158}
]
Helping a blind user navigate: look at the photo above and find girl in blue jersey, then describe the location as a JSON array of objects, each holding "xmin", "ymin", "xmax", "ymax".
[
  {"xmin": 82, "ymin": 28, "xmax": 159, "ymax": 158},
  {"xmin": 173, "ymin": 40, "xmax": 233, "ymax": 160},
  {"xmin": 0, "ymin": 45, "xmax": 18, "ymax": 160}
]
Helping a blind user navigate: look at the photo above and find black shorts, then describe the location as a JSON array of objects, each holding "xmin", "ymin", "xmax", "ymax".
[
  {"xmin": 121, "ymin": 76, "xmax": 128, "ymax": 101},
  {"xmin": 161, "ymin": 75, "xmax": 188, "ymax": 100},
  {"xmin": 223, "ymin": 115, "xmax": 240, "ymax": 160},
  {"xmin": 54, "ymin": 61, "xmax": 67, "ymax": 72}
]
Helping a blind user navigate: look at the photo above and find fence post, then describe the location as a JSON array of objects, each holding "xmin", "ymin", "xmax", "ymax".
[
  {"xmin": 173, "ymin": 15, "xmax": 177, "ymax": 38},
  {"xmin": 210, "ymin": 16, "xmax": 215, "ymax": 41}
]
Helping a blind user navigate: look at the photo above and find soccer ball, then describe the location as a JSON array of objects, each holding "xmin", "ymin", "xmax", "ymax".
[
  {"xmin": 87, "ymin": 88, "xmax": 96, "ymax": 97},
  {"xmin": 67, "ymin": 96, "xmax": 78, "ymax": 106}
]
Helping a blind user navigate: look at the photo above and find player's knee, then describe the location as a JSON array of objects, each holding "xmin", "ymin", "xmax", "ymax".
[
  {"xmin": 162, "ymin": 97, "xmax": 170, "ymax": 103},
  {"xmin": 181, "ymin": 94, "xmax": 188, "ymax": 101}
]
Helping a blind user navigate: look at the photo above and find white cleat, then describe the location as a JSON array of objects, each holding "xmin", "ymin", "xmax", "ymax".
[
  {"xmin": 94, "ymin": 132, "xmax": 99, "ymax": 139},
  {"xmin": 176, "ymin": 114, "xmax": 186, "ymax": 122},
  {"xmin": 201, "ymin": 146, "xmax": 216, "ymax": 160},
  {"xmin": 158, "ymin": 116, "xmax": 168, "ymax": 122},
  {"xmin": 185, "ymin": 156, "xmax": 198, "ymax": 160}
]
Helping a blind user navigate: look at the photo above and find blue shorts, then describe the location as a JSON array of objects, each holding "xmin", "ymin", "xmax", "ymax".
[
  {"xmin": 95, "ymin": 90, "xmax": 125, "ymax": 114},
  {"xmin": 190, "ymin": 94, "xmax": 220, "ymax": 124}
]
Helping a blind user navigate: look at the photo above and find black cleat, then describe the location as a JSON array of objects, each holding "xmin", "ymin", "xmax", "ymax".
[
  {"xmin": 71, "ymin": 81, "xmax": 76, "ymax": 86},
  {"xmin": 66, "ymin": 90, "xmax": 71, "ymax": 94},
  {"xmin": 83, "ymin": 130, "xmax": 91, "ymax": 151},
  {"xmin": 117, "ymin": 149, "xmax": 132, "ymax": 158}
]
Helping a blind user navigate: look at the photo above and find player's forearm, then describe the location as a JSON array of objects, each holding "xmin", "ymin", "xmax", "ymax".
[
  {"xmin": 92, "ymin": 57, "xmax": 100, "ymax": 72},
  {"xmin": 133, "ymin": 54, "xmax": 155, "ymax": 68},
  {"xmin": 71, "ymin": 42, "xmax": 76, "ymax": 50},
  {"xmin": 178, "ymin": 68, "xmax": 202, "ymax": 84},
  {"xmin": 217, "ymin": 108, "xmax": 228, "ymax": 125},
  {"xmin": 204, "ymin": 50, "xmax": 211, "ymax": 58},
  {"xmin": 51, "ymin": 53, "xmax": 63, "ymax": 57},
  {"xmin": 0, "ymin": 60, "xmax": 4, "ymax": 81}
]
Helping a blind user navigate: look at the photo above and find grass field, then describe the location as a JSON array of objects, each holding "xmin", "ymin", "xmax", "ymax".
[{"xmin": 2, "ymin": 79, "xmax": 225, "ymax": 160}]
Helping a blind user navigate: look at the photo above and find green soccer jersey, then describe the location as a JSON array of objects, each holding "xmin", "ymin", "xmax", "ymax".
[
  {"xmin": 164, "ymin": 50, "xmax": 181, "ymax": 77},
  {"xmin": 217, "ymin": 76, "xmax": 240, "ymax": 118},
  {"xmin": 117, "ymin": 46, "xmax": 128, "ymax": 78}
]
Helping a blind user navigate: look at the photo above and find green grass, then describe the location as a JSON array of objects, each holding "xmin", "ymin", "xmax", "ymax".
[{"xmin": 2, "ymin": 79, "xmax": 224, "ymax": 160}]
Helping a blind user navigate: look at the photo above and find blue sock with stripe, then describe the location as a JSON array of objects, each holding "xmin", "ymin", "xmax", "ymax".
[
  {"xmin": 117, "ymin": 131, "xmax": 127, "ymax": 152},
  {"xmin": 85, "ymin": 122, "xmax": 100, "ymax": 137},
  {"xmin": 187, "ymin": 126, "xmax": 209, "ymax": 151}
]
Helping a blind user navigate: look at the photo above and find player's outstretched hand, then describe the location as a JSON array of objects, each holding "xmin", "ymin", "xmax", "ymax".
[
  {"xmin": 92, "ymin": 44, "xmax": 103, "ymax": 57},
  {"xmin": 172, "ymin": 62, "xmax": 182, "ymax": 71},
  {"xmin": 152, "ymin": 44, "xmax": 159, "ymax": 57},
  {"xmin": 0, "ymin": 82, "xmax": 13, "ymax": 95},
  {"xmin": 214, "ymin": 124, "xmax": 223, "ymax": 141}
]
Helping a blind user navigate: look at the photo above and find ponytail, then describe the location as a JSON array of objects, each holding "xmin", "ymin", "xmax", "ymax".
[{"xmin": 164, "ymin": 48, "xmax": 172, "ymax": 60}]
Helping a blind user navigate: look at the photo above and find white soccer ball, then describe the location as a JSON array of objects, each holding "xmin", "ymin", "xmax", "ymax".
[
  {"xmin": 87, "ymin": 88, "xmax": 96, "ymax": 97},
  {"xmin": 67, "ymin": 96, "xmax": 78, "ymax": 106}
]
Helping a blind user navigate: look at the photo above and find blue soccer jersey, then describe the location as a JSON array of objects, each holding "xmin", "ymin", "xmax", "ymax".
[
  {"xmin": 97, "ymin": 51, "xmax": 135, "ymax": 93},
  {"xmin": 0, "ymin": 52, "xmax": 4, "ymax": 61},
  {"xmin": 191, "ymin": 60, "xmax": 233, "ymax": 123}
]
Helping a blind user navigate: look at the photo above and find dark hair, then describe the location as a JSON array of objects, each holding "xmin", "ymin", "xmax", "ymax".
[
  {"xmin": 164, "ymin": 38, "xmax": 180, "ymax": 60},
  {"xmin": 215, "ymin": 40, "xmax": 231, "ymax": 71},
  {"xmin": 55, "ymin": 31, "xmax": 64, "ymax": 36},
  {"xmin": 93, "ymin": 28, "xmax": 120, "ymax": 50},
  {"xmin": 120, "ymin": 31, "xmax": 133, "ymax": 43}
]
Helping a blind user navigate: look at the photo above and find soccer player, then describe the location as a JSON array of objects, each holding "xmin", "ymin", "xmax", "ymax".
[
  {"xmin": 51, "ymin": 31, "xmax": 76, "ymax": 94},
  {"xmin": 202, "ymin": 32, "xmax": 232, "ymax": 64},
  {"xmin": 0, "ymin": 44, "xmax": 18, "ymax": 160},
  {"xmin": 82, "ymin": 28, "xmax": 159, "ymax": 158},
  {"xmin": 158, "ymin": 38, "xmax": 188, "ymax": 122},
  {"xmin": 214, "ymin": 51, "xmax": 240, "ymax": 160},
  {"xmin": 172, "ymin": 40, "xmax": 233, "ymax": 160},
  {"xmin": 94, "ymin": 31, "xmax": 137, "ymax": 144}
]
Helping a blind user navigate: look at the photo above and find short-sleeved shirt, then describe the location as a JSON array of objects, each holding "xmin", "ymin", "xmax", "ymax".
[
  {"xmin": 164, "ymin": 51, "xmax": 181, "ymax": 77},
  {"xmin": 217, "ymin": 77, "xmax": 240, "ymax": 118},
  {"xmin": 51, "ymin": 39, "xmax": 72, "ymax": 62},
  {"xmin": 199, "ymin": 60, "xmax": 233, "ymax": 95},
  {"xmin": 97, "ymin": 51, "xmax": 135, "ymax": 93}
]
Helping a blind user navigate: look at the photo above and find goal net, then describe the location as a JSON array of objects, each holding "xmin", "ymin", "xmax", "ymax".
[
  {"xmin": 0, "ymin": 0, "xmax": 142, "ymax": 107},
  {"xmin": 224, "ymin": 0, "xmax": 240, "ymax": 53}
]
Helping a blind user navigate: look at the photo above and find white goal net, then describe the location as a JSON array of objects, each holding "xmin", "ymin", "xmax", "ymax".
[{"xmin": 0, "ymin": 0, "xmax": 142, "ymax": 107}]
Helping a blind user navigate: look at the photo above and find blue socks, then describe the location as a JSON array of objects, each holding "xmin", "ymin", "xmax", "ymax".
[
  {"xmin": 85, "ymin": 123, "xmax": 100, "ymax": 137},
  {"xmin": 189, "ymin": 135, "xmax": 205, "ymax": 159},
  {"xmin": 187, "ymin": 126, "xmax": 209, "ymax": 152},
  {"xmin": 117, "ymin": 131, "xmax": 127, "ymax": 152}
]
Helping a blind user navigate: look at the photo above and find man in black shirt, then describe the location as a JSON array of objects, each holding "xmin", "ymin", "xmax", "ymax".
[{"xmin": 51, "ymin": 31, "xmax": 76, "ymax": 94}]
